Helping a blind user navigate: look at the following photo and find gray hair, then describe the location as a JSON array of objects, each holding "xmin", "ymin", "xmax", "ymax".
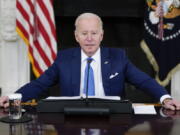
[{"xmin": 75, "ymin": 13, "xmax": 103, "ymax": 31}]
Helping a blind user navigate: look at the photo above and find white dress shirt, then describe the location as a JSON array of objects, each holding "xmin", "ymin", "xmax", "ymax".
[{"xmin": 80, "ymin": 48, "xmax": 105, "ymax": 97}]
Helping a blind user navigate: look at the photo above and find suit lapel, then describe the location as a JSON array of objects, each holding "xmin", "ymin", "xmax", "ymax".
[
  {"xmin": 101, "ymin": 47, "xmax": 111, "ymax": 95},
  {"xmin": 71, "ymin": 48, "xmax": 81, "ymax": 96}
]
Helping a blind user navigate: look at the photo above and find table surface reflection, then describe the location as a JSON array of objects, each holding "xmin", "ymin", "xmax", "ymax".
[{"xmin": 0, "ymin": 106, "xmax": 180, "ymax": 135}]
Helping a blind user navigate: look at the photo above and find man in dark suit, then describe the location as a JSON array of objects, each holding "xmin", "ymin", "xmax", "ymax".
[{"xmin": 0, "ymin": 13, "xmax": 180, "ymax": 110}]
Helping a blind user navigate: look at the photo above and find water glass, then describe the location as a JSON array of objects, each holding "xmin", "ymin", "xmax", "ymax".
[{"xmin": 8, "ymin": 94, "xmax": 22, "ymax": 119}]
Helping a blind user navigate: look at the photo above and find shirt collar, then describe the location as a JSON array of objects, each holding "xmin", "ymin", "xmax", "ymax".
[{"xmin": 81, "ymin": 48, "xmax": 100, "ymax": 63}]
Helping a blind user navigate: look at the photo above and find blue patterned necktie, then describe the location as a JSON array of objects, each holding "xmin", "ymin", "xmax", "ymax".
[{"xmin": 83, "ymin": 57, "xmax": 95, "ymax": 96}]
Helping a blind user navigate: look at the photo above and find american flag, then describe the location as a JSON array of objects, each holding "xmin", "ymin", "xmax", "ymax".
[{"xmin": 16, "ymin": 0, "xmax": 57, "ymax": 77}]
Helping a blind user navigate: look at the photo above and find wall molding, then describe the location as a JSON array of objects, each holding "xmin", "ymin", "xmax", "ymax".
[{"xmin": 0, "ymin": 0, "xmax": 30, "ymax": 96}]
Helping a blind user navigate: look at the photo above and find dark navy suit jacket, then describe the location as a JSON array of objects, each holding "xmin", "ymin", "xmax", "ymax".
[{"xmin": 17, "ymin": 47, "xmax": 168, "ymax": 101}]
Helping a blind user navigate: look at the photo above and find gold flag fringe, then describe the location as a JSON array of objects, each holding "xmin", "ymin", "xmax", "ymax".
[{"xmin": 140, "ymin": 40, "xmax": 180, "ymax": 86}]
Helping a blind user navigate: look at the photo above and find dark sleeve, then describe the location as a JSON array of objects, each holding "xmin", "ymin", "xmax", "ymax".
[
  {"xmin": 16, "ymin": 53, "xmax": 61, "ymax": 102},
  {"xmin": 122, "ymin": 50, "xmax": 168, "ymax": 100}
]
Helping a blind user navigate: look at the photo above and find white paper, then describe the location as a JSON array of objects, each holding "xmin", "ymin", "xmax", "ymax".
[
  {"xmin": 87, "ymin": 96, "xmax": 121, "ymax": 100},
  {"xmin": 45, "ymin": 96, "xmax": 121, "ymax": 101},
  {"xmin": 133, "ymin": 105, "xmax": 157, "ymax": 115},
  {"xmin": 45, "ymin": 96, "xmax": 82, "ymax": 100}
]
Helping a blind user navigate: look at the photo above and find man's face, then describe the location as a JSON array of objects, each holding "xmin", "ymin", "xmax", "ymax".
[{"xmin": 75, "ymin": 17, "xmax": 104, "ymax": 56}]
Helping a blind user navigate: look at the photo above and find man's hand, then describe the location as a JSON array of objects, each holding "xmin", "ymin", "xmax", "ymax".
[
  {"xmin": 0, "ymin": 96, "xmax": 9, "ymax": 108},
  {"xmin": 162, "ymin": 98, "xmax": 180, "ymax": 110}
]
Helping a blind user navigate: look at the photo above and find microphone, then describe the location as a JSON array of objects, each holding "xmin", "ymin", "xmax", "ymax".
[{"xmin": 85, "ymin": 57, "xmax": 93, "ymax": 104}]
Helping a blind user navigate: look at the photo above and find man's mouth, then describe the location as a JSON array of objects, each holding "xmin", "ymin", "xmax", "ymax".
[{"xmin": 85, "ymin": 44, "xmax": 95, "ymax": 46}]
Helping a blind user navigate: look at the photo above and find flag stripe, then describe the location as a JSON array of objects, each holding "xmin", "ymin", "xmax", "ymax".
[
  {"xmin": 16, "ymin": 25, "xmax": 43, "ymax": 76},
  {"xmin": 37, "ymin": 32, "xmax": 54, "ymax": 63},
  {"xmin": 16, "ymin": 20, "xmax": 29, "ymax": 41},
  {"xmin": 16, "ymin": 20, "xmax": 48, "ymax": 73},
  {"xmin": 17, "ymin": 1, "xmax": 34, "ymax": 39},
  {"xmin": 37, "ymin": 16, "xmax": 56, "ymax": 59},
  {"xmin": 17, "ymin": 4, "xmax": 52, "ymax": 68},
  {"xmin": 34, "ymin": 41, "xmax": 51, "ymax": 67},
  {"xmin": 29, "ymin": 46, "xmax": 43, "ymax": 75},
  {"xmin": 16, "ymin": 0, "xmax": 57, "ymax": 77},
  {"xmin": 35, "ymin": 3, "xmax": 57, "ymax": 59},
  {"xmin": 37, "ymin": 0, "xmax": 56, "ymax": 39}
]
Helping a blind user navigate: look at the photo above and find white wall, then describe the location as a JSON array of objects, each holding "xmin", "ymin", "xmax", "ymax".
[
  {"xmin": 171, "ymin": 70, "xmax": 180, "ymax": 100},
  {"xmin": 0, "ymin": 0, "xmax": 30, "ymax": 96}
]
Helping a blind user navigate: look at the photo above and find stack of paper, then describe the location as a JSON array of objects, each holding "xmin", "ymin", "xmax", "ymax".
[{"xmin": 133, "ymin": 104, "xmax": 157, "ymax": 115}]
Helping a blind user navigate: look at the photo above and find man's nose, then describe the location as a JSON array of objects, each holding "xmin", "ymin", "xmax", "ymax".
[{"xmin": 86, "ymin": 34, "xmax": 93, "ymax": 41}]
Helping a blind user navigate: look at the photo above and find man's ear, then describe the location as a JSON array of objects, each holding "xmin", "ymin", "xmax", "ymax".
[
  {"xmin": 74, "ymin": 30, "xmax": 78, "ymax": 42},
  {"xmin": 74, "ymin": 30, "xmax": 80, "ymax": 43},
  {"xmin": 100, "ymin": 30, "xmax": 104, "ymax": 41}
]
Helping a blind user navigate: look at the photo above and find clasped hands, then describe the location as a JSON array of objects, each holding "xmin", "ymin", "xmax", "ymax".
[{"xmin": 162, "ymin": 98, "xmax": 180, "ymax": 111}]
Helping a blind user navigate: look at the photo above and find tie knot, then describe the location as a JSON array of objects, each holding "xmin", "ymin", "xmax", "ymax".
[{"xmin": 87, "ymin": 57, "xmax": 93, "ymax": 64}]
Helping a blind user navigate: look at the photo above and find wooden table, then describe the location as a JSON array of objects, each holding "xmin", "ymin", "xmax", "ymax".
[{"xmin": 0, "ymin": 106, "xmax": 180, "ymax": 135}]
